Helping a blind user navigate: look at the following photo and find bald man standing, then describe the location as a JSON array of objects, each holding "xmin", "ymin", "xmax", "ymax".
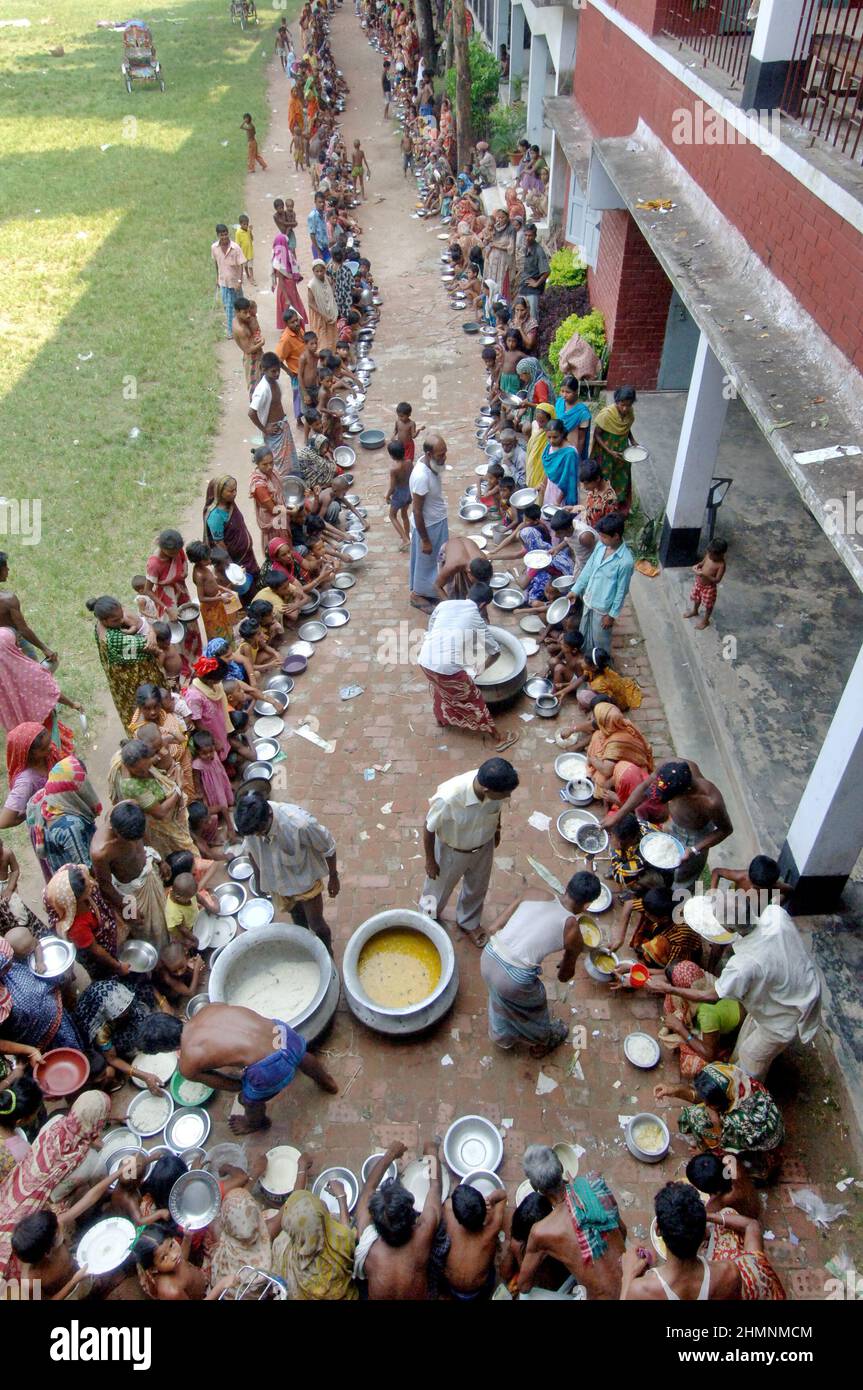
[{"xmin": 409, "ymin": 433, "xmax": 449, "ymax": 615}]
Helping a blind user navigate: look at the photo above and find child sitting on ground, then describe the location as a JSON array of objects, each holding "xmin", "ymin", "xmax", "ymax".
[
  {"xmin": 154, "ymin": 942, "xmax": 206, "ymax": 1011},
  {"xmin": 583, "ymin": 645, "xmax": 643, "ymax": 711},
  {"xmin": 606, "ymin": 813, "xmax": 650, "ymax": 895},
  {"xmin": 313, "ymin": 476, "xmax": 368, "ymax": 533},
  {"xmin": 684, "ymin": 538, "xmax": 727, "ymax": 630},
  {"xmin": 190, "ymin": 729, "xmax": 235, "ymax": 836},
  {"xmin": 385, "ymin": 439, "xmax": 411, "ymax": 551},
  {"xmin": 255, "ymin": 567, "xmax": 308, "ymax": 624},
  {"xmin": 479, "ymin": 461, "xmax": 505, "ymax": 517},
  {"xmin": 552, "ymin": 630, "xmax": 587, "ymax": 695},
  {"xmin": 393, "ymin": 401, "xmax": 419, "ymax": 464},
  {"xmin": 165, "ymin": 872, "xmax": 203, "ymax": 952},
  {"xmin": 248, "ymin": 596, "xmax": 284, "ymax": 647},
  {"xmin": 545, "ymin": 610, "xmax": 582, "ymax": 665},
  {"xmin": 187, "ymin": 800, "xmax": 232, "ymax": 861},
  {"xmin": 497, "ymin": 476, "xmax": 518, "ymax": 532},
  {"xmin": 237, "ymin": 617, "xmax": 281, "ymax": 675}
]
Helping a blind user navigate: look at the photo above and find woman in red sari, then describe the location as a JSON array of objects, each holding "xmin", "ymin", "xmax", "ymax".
[
  {"xmin": 146, "ymin": 530, "xmax": 202, "ymax": 670},
  {"xmin": 271, "ymin": 233, "xmax": 307, "ymax": 330},
  {"xmin": 249, "ymin": 447, "xmax": 289, "ymax": 555}
]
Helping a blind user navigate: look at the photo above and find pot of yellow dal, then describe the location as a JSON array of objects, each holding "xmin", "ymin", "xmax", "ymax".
[{"xmin": 343, "ymin": 910, "xmax": 458, "ymax": 1035}]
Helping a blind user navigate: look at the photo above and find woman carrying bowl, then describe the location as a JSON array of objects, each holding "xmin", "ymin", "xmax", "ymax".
[
  {"xmin": 248, "ymin": 446, "xmax": 290, "ymax": 556},
  {"xmin": 43, "ymin": 864, "xmax": 126, "ymax": 982},
  {"xmin": 203, "ymin": 476, "xmax": 261, "ymax": 594},
  {"xmin": 0, "ymin": 934, "xmax": 85, "ymax": 1075},
  {"xmin": 146, "ymin": 529, "xmax": 202, "ymax": 669}
]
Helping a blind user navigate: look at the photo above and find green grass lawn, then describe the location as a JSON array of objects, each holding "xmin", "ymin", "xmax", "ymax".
[{"xmin": 0, "ymin": 0, "xmax": 297, "ymax": 714}]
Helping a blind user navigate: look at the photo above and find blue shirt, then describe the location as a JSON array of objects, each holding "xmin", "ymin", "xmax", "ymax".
[
  {"xmin": 572, "ymin": 540, "xmax": 634, "ymax": 618},
  {"xmin": 307, "ymin": 207, "xmax": 328, "ymax": 249}
]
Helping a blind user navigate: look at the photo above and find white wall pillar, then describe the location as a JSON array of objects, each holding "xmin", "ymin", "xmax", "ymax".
[
  {"xmin": 508, "ymin": 2, "xmax": 526, "ymax": 102},
  {"xmin": 526, "ymin": 33, "xmax": 548, "ymax": 146},
  {"xmin": 658, "ymin": 331, "xmax": 728, "ymax": 567},
  {"xmin": 742, "ymin": 0, "xmax": 816, "ymax": 110},
  {"xmin": 549, "ymin": 134, "xmax": 568, "ymax": 229},
  {"xmin": 495, "ymin": 0, "xmax": 511, "ymax": 65},
  {"xmin": 779, "ymin": 642, "xmax": 863, "ymax": 911}
]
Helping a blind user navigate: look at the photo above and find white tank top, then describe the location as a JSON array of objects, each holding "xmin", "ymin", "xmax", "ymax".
[
  {"xmin": 493, "ymin": 898, "xmax": 571, "ymax": 968},
  {"xmin": 651, "ymin": 1256, "xmax": 711, "ymax": 1301}
]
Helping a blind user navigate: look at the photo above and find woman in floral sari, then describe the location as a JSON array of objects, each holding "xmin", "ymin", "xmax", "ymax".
[
  {"xmin": 146, "ymin": 530, "xmax": 202, "ymax": 669},
  {"xmin": 590, "ymin": 386, "xmax": 638, "ymax": 512},
  {"xmin": 272, "ymin": 232, "xmax": 307, "ymax": 330},
  {"xmin": 129, "ymin": 683, "xmax": 194, "ymax": 800},
  {"xmin": 43, "ymin": 863, "xmax": 122, "ymax": 976},
  {"xmin": 89, "ymin": 596, "xmax": 164, "ymax": 734},
  {"xmin": 108, "ymin": 738, "xmax": 196, "ymax": 860},
  {"xmin": 656, "ymin": 1062, "xmax": 784, "ymax": 1181},
  {"xmin": 483, "ymin": 210, "xmax": 517, "ymax": 300},
  {"xmin": 515, "ymin": 356, "xmax": 552, "ymax": 424},
  {"xmin": 271, "ymin": 1189, "xmax": 358, "ymax": 1301},
  {"xmin": 25, "ymin": 755, "xmax": 103, "ymax": 877},
  {"xmin": 705, "ymin": 1207, "xmax": 786, "ymax": 1300},
  {"xmin": 0, "ymin": 1090, "xmax": 110, "ymax": 1281},
  {"xmin": 0, "ymin": 935, "xmax": 83, "ymax": 1072}
]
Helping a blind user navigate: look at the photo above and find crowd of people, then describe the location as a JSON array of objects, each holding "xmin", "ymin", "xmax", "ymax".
[{"xmin": 0, "ymin": 0, "xmax": 825, "ymax": 1303}]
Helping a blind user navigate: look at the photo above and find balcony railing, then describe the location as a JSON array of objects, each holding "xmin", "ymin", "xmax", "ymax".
[
  {"xmin": 662, "ymin": 0, "xmax": 754, "ymax": 89},
  {"xmin": 780, "ymin": 0, "xmax": 863, "ymax": 164}
]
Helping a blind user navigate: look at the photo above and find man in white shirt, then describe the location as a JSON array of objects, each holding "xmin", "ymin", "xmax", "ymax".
[
  {"xmin": 647, "ymin": 896, "xmax": 821, "ymax": 1080},
  {"xmin": 235, "ymin": 793, "xmax": 340, "ymax": 954},
  {"xmin": 418, "ymin": 586, "xmax": 519, "ymax": 752},
  {"xmin": 409, "ymin": 433, "xmax": 449, "ymax": 613},
  {"xmin": 420, "ymin": 758, "xmax": 520, "ymax": 947}
]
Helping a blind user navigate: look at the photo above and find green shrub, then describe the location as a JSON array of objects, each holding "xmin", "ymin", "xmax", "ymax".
[
  {"xmin": 445, "ymin": 39, "xmax": 501, "ymax": 140},
  {"xmin": 548, "ymin": 310, "xmax": 607, "ymax": 384},
  {"xmin": 487, "ymin": 101, "xmax": 526, "ymax": 165},
  {"xmin": 547, "ymin": 247, "xmax": 586, "ymax": 288}
]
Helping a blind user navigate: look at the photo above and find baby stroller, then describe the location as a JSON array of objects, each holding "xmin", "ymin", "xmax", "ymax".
[{"xmin": 121, "ymin": 23, "xmax": 166, "ymax": 93}]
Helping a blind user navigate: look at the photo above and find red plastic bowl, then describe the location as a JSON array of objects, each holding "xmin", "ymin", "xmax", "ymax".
[
  {"xmin": 628, "ymin": 964, "xmax": 651, "ymax": 989},
  {"xmin": 34, "ymin": 1048, "xmax": 90, "ymax": 1097}
]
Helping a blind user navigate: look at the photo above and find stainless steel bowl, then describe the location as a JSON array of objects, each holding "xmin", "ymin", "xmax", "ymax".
[
  {"xmin": 243, "ymin": 761, "xmax": 274, "ymax": 781},
  {"xmin": 300, "ymin": 590, "xmax": 321, "ymax": 616},
  {"xmin": 510, "ymin": 487, "xmax": 539, "ymax": 509},
  {"xmin": 492, "ymin": 587, "xmax": 524, "ymax": 611},
  {"xmin": 298, "ymin": 621, "xmax": 327, "ymax": 643},
  {"xmin": 535, "ymin": 694, "xmax": 560, "ymax": 717},
  {"xmin": 575, "ymin": 825, "xmax": 609, "ymax": 857},
  {"xmin": 320, "ymin": 589, "xmax": 346, "ymax": 608},
  {"xmin": 168, "ymin": 621, "xmax": 185, "ymax": 645},
  {"xmin": 165, "ymin": 1107, "xmax": 211, "ymax": 1155},
  {"xmin": 334, "ymin": 572, "xmax": 356, "ymax": 589},
  {"xmin": 489, "ymin": 573, "xmax": 512, "ymax": 590},
  {"xmin": 312, "ymin": 1166, "xmax": 359, "ymax": 1214},
  {"xmin": 322, "ymin": 608, "xmax": 350, "ymax": 628},
  {"xmin": 237, "ymin": 897, "xmax": 275, "ymax": 931},
  {"xmin": 29, "ymin": 935, "xmax": 76, "ymax": 981},
  {"xmin": 360, "ymin": 1152, "xmax": 399, "ymax": 1187},
  {"xmin": 552, "ymin": 574, "xmax": 577, "ymax": 592},
  {"xmin": 212, "ymin": 882, "xmax": 248, "ymax": 917},
  {"xmin": 341, "ymin": 543, "xmax": 368, "ymax": 563},
  {"xmin": 253, "ymin": 716, "xmax": 285, "ymax": 740},
  {"xmin": 169, "ymin": 1168, "xmax": 221, "ymax": 1230},
  {"xmin": 563, "ymin": 777, "xmax": 596, "ymax": 806},
  {"xmin": 444, "ymin": 1115, "xmax": 503, "ymax": 1178},
  {"xmin": 254, "ymin": 690, "xmax": 289, "ymax": 715},
  {"xmin": 185, "ymin": 993, "xmax": 210, "ymax": 1020},
  {"xmin": 556, "ymin": 807, "xmax": 599, "ymax": 844},
  {"xmin": 524, "ymin": 676, "xmax": 553, "ymax": 700},
  {"xmin": 264, "ymin": 674, "xmax": 294, "ymax": 695},
  {"xmin": 119, "ymin": 940, "xmax": 158, "ymax": 974},
  {"xmin": 623, "ymin": 1032, "xmax": 662, "ymax": 1070},
  {"xmin": 554, "ymin": 751, "xmax": 588, "ymax": 781},
  {"xmin": 459, "ymin": 502, "xmax": 488, "ymax": 522},
  {"xmin": 625, "ymin": 1112, "xmax": 670, "ymax": 1164},
  {"xmin": 177, "ymin": 602, "xmax": 201, "ymax": 623},
  {"xmin": 126, "ymin": 1087, "xmax": 174, "ymax": 1139},
  {"xmin": 546, "ymin": 596, "xmax": 571, "ymax": 625},
  {"xmin": 228, "ymin": 855, "xmax": 256, "ymax": 883},
  {"xmin": 463, "ymin": 1168, "xmax": 506, "ymax": 1197},
  {"xmin": 254, "ymin": 738, "xmax": 281, "ymax": 762}
]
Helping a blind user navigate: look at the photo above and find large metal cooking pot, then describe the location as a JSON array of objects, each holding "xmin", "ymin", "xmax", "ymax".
[
  {"xmin": 342, "ymin": 910, "xmax": 458, "ymax": 1036},
  {"xmin": 208, "ymin": 923, "xmax": 339, "ymax": 1045},
  {"xmin": 474, "ymin": 625, "xmax": 527, "ymax": 705}
]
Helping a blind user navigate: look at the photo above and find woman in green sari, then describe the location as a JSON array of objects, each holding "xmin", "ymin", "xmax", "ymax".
[
  {"xmin": 590, "ymin": 385, "xmax": 637, "ymax": 513},
  {"xmin": 88, "ymin": 596, "xmax": 163, "ymax": 734},
  {"xmin": 655, "ymin": 1062, "xmax": 784, "ymax": 1181}
]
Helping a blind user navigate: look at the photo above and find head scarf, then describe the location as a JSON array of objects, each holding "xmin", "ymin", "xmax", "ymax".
[
  {"xmin": 203, "ymin": 475, "xmax": 236, "ymax": 526},
  {"xmin": 0, "ymin": 628, "xmax": 62, "ymax": 732},
  {"xmin": 593, "ymin": 397, "xmax": 635, "ymax": 438},
  {"xmin": 587, "ymin": 702, "xmax": 653, "ymax": 772},
  {"xmin": 272, "ymin": 1190, "xmax": 358, "ymax": 1301},
  {"xmin": 193, "ymin": 656, "xmax": 221, "ymax": 678},
  {"xmin": 74, "ymin": 979, "xmax": 135, "ymax": 1044},
  {"xmin": 25, "ymin": 756, "xmax": 102, "ymax": 857},
  {"xmin": 272, "ymin": 231, "xmax": 291, "ymax": 278},
  {"xmin": 0, "ymin": 1089, "xmax": 110, "ymax": 1279},
  {"xmin": 0, "ymin": 937, "xmax": 13, "ymax": 1024},
  {"xmin": 308, "ymin": 267, "xmax": 338, "ymax": 322},
  {"xmin": 209, "ymin": 1188, "xmax": 273, "ymax": 1292},
  {"xmin": 516, "ymin": 357, "xmax": 551, "ymax": 391},
  {"xmin": 42, "ymin": 864, "xmax": 92, "ymax": 937},
  {"xmin": 204, "ymin": 638, "xmax": 230, "ymax": 660},
  {"xmin": 5, "ymin": 721, "xmax": 59, "ymax": 789}
]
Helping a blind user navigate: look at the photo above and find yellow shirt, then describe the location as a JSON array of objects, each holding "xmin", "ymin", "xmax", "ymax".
[
  {"xmin": 235, "ymin": 226, "xmax": 254, "ymax": 260},
  {"xmin": 166, "ymin": 896, "xmax": 197, "ymax": 936},
  {"xmin": 253, "ymin": 585, "xmax": 286, "ymax": 616}
]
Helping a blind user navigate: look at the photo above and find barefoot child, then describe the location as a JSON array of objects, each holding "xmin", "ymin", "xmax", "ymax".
[
  {"xmin": 151, "ymin": 621, "xmax": 184, "ymax": 686},
  {"xmin": 187, "ymin": 800, "xmax": 233, "ymax": 863},
  {"xmin": 248, "ymin": 596, "xmax": 284, "ymax": 646},
  {"xmin": 552, "ymin": 630, "xmax": 587, "ymax": 697},
  {"xmin": 226, "ymin": 709, "xmax": 257, "ymax": 780},
  {"xmin": 155, "ymin": 942, "xmax": 205, "ymax": 1010},
  {"xmin": 684, "ymin": 538, "xmax": 727, "ymax": 629},
  {"xmin": 186, "ymin": 542, "xmax": 236, "ymax": 645},
  {"xmin": 351, "ymin": 139, "xmax": 371, "ymax": 199},
  {"xmin": 165, "ymin": 872, "xmax": 204, "ymax": 952},
  {"xmin": 191, "ymin": 729, "xmax": 234, "ymax": 837},
  {"xmin": 237, "ymin": 617, "xmax": 281, "ymax": 675},
  {"xmin": 385, "ymin": 438, "xmax": 411, "ymax": 549},
  {"xmin": 393, "ymin": 401, "xmax": 419, "ymax": 463},
  {"xmin": 131, "ymin": 575, "xmax": 158, "ymax": 631},
  {"xmin": 242, "ymin": 114, "xmax": 268, "ymax": 172},
  {"xmin": 235, "ymin": 214, "xmax": 255, "ymax": 284}
]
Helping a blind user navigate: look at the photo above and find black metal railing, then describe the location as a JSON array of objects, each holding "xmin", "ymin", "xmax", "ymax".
[
  {"xmin": 780, "ymin": 0, "xmax": 863, "ymax": 164},
  {"xmin": 662, "ymin": 0, "xmax": 755, "ymax": 89}
]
